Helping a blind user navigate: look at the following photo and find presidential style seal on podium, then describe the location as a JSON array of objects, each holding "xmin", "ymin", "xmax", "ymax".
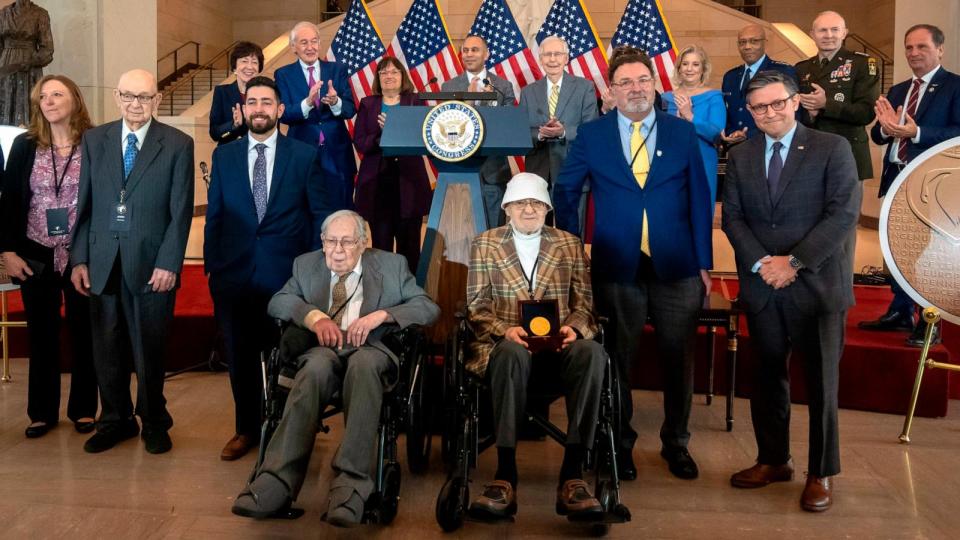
[{"xmin": 878, "ymin": 137, "xmax": 960, "ymax": 443}]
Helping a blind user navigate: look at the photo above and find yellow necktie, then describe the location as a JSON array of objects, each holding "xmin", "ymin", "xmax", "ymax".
[
  {"xmin": 631, "ymin": 122, "xmax": 651, "ymax": 256},
  {"xmin": 548, "ymin": 83, "xmax": 559, "ymax": 117}
]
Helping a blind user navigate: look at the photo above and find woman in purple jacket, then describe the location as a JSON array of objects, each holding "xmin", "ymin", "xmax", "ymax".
[{"xmin": 353, "ymin": 57, "xmax": 431, "ymax": 272}]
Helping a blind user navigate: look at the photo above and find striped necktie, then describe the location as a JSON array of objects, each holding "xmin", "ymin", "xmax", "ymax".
[
  {"xmin": 330, "ymin": 273, "xmax": 350, "ymax": 326},
  {"xmin": 548, "ymin": 83, "xmax": 560, "ymax": 117}
]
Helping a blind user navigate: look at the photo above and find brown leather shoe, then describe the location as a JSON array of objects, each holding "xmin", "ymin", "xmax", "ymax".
[
  {"xmin": 468, "ymin": 480, "xmax": 517, "ymax": 520},
  {"xmin": 220, "ymin": 433, "xmax": 257, "ymax": 461},
  {"xmin": 556, "ymin": 479, "xmax": 603, "ymax": 519},
  {"xmin": 730, "ymin": 460, "xmax": 795, "ymax": 488},
  {"xmin": 801, "ymin": 475, "xmax": 833, "ymax": 512}
]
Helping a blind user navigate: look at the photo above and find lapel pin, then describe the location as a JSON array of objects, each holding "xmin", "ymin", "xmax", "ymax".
[
  {"xmin": 797, "ymin": 146, "xmax": 805, "ymax": 150},
  {"xmin": 656, "ymin": 150, "xmax": 662, "ymax": 157}
]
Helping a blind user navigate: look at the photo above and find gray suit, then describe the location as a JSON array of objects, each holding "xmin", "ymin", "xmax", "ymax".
[
  {"xmin": 70, "ymin": 118, "xmax": 194, "ymax": 432},
  {"xmin": 441, "ymin": 71, "xmax": 515, "ymax": 227},
  {"xmin": 721, "ymin": 123, "xmax": 860, "ymax": 477},
  {"xmin": 259, "ymin": 248, "xmax": 439, "ymax": 505}
]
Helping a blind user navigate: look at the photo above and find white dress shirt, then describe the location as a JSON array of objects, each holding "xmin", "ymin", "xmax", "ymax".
[
  {"xmin": 883, "ymin": 65, "xmax": 941, "ymax": 164},
  {"xmin": 121, "ymin": 119, "xmax": 151, "ymax": 155},
  {"xmin": 247, "ymin": 129, "xmax": 279, "ymax": 196},
  {"xmin": 298, "ymin": 58, "xmax": 343, "ymax": 118}
]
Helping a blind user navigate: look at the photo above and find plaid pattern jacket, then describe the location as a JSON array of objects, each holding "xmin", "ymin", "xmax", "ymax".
[{"xmin": 466, "ymin": 225, "xmax": 597, "ymax": 377}]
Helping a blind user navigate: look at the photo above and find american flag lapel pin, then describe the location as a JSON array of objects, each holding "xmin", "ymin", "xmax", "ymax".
[{"xmin": 656, "ymin": 150, "xmax": 662, "ymax": 157}]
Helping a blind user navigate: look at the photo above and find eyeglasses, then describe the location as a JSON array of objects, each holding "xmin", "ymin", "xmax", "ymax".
[
  {"xmin": 541, "ymin": 51, "xmax": 568, "ymax": 59},
  {"xmin": 737, "ymin": 38, "xmax": 766, "ymax": 47},
  {"xmin": 508, "ymin": 199, "xmax": 549, "ymax": 212},
  {"xmin": 747, "ymin": 94, "xmax": 796, "ymax": 115},
  {"xmin": 321, "ymin": 237, "xmax": 360, "ymax": 250},
  {"xmin": 118, "ymin": 93, "xmax": 157, "ymax": 104},
  {"xmin": 611, "ymin": 77, "xmax": 655, "ymax": 89}
]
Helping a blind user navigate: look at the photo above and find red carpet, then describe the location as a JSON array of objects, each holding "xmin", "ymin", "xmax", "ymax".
[{"xmin": 3, "ymin": 269, "xmax": 958, "ymax": 417}]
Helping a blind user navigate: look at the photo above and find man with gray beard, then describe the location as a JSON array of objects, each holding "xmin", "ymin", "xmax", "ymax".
[{"xmin": 554, "ymin": 47, "xmax": 713, "ymax": 482}]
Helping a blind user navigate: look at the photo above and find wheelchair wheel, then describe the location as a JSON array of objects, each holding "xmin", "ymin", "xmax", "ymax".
[
  {"xmin": 378, "ymin": 462, "xmax": 402, "ymax": 524},
  {"xmin": 405, "ymin": 353, "xmax": 431, "ymax": 474},
  {"xmin": 440, "ymin": 336, "xmax": 459, "ymax": 466},
  {"xmin": 435, "ymin": 476, "xmax": 469, "ymax": 532}
]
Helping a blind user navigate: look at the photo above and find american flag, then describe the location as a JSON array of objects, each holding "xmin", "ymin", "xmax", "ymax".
[
  {"xmin": 468, "ymin": 0, "xmax": 542, "ymax": 100},
  {"xmin": 325, "ymin": 0, "xmax": 385, "ymax": 129},
  {"xmin": 387, "ymin": 0, "xmax": 462, "ymax": 92},
  {"xmin": 534, "ymin": 0, "xmax": 608, "ymax": 96},
  {"xmin": 609, "ymin": 0, "xmax": 678, "ymax": 91}
]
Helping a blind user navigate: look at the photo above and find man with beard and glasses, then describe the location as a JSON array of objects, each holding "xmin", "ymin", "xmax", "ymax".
[
  {"xmin": 554, "ymin": 47, "xmax": 713, "ymax": 482},
  {"xmin": 205, "ymin": 76, "xmax": 336, "ymax": 461}
]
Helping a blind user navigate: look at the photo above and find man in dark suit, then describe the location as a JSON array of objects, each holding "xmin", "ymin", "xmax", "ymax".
[
  {"xmin": 441, "ymin": 34, "xmax": 516, "ymax": 228},
  {"xmin": 720, "ymin": 23, "xmax": 797, "ymax": 145},
  {"xmin": 232, "ymin": 210, "xmax": 439, "ymax": 528},
  {"xmin": 554, "ymin": 47, "xmax": 713, "ymax": 482},
  {"xmin": 274, "ymin": 21, "xmax": 356, "ymax": 210},
  {"xmin": 70, "ymin": 69, "xmax": 194, "ymax": 455},
  {"xmin": 204, "ymin": 76, "xmax": 334, "ymax": 461},
  {"xmin": 858, "ymin": 24, "xmax": 960, "ymax": 346},
  {"xmin": 723, "ymin": 71, "xmax": 861, "ymax": 512},
  {"xmin": 519, "ymin": 35, "xmax": 597, "ymax": 227}
]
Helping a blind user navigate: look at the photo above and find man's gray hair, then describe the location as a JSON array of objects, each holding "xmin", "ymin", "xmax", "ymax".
[
  {"xmin": 745, "ymin": 70, "xmax": 799, "ymax": 99},
  {"xmin": 540, "ymin": 35, "xmax": 569, "ymax": 55},
  {"xmin": 289, "ymin": 21, "xmax": 321, "ymax": 46},
  {"xmin": 321, "ymin": 209, "xmax": 368, "ymax": 245}
]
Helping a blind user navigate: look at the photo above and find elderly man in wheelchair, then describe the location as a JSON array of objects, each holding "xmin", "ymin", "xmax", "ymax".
[
  {"xmin": 231, "ymin": 210, "xmax": 439, "ymax": 527},
  {"xmin": 464, "ymin": 173, "xmax": 608, "ymax": 522}
]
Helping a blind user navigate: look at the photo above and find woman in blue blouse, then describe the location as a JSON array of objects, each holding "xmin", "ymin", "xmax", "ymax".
[
  {"xmin": 208, "ymin": 41, "xmax": 263, "ymax": 145},
  {"xmin": 662, "ymin": 45, "xmax": 725, "ymax": 209}
]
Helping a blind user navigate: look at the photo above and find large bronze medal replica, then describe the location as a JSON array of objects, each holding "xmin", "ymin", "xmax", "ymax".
[{"xmin": 879, "ymin": 138, "xmax": 960, "ymax": 442}]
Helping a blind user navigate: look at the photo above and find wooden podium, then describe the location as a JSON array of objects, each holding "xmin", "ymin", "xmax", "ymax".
[{"xmin": 380, "ymin": 99, "xmax": 532, "ymax": 340}]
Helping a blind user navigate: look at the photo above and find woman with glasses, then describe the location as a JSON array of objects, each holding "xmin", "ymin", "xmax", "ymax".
[
  {"xmin": 209, "ymin": 41, "xmax": 264, "ymax": 145},
  {"xmin": 353, "ymin": 57, "xmax": 431, "ymax": 273},
  {"xmin": 662, "ymin": 45, "xmax": 726, "ymax": 209},
  {"xmin": 0, "ymin": 75, "xmax": 98, "ymax": 438}
]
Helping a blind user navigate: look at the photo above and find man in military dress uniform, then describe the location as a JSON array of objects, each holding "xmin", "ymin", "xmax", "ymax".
[
  {"xmin": 795, "ymin": 10, "xmax": 879, "ymax": 180},
  {"xmin": 720, "ymin": 24, "xmax": 797, "ymax": 145}
]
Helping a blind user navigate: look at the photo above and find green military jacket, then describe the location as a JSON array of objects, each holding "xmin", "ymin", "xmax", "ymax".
[{"xmin": 795, "ymin": 47, "xmax": 880, "ymax": 179}]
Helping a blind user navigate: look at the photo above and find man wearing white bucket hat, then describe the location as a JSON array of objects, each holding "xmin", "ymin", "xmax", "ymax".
[{"xmin": 464, "ymin": 172, "xmax": 606, "ymax": 522}]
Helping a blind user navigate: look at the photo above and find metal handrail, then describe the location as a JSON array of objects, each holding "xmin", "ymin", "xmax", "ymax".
[
  {"xmin": 163, "ymin": 40, "xmax": 241, "ymax": 116},
  {"xmin": 846, "ymin": 33, "xmax": 894, "ymax": 93},
  {"xmin": 158, "ymin": 41, "xmax": 200, "ymax": 81}
]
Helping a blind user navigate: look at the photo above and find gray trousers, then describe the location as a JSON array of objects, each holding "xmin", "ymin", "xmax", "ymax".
[
  {"xmin": 594, "ymin": 276, "xmax": 704, "ymax": 451},
  {"xmin": 487, "ymin": 339, "xmax": 605, "ymax": 449},
  {"xmin": 259, "ymin": 345, "xmax": 394, "ymax": 503}
]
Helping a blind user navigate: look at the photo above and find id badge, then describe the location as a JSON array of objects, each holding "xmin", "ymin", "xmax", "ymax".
[
  {"xmin": 110, "ymin": 202, "xmax": 131, "ymax": 231},
  {"xmin": 45, "ymin": 207, "xmax": 70, "ymax": 237}
]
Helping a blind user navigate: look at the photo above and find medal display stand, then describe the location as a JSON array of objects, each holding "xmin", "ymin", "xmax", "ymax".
[{"xmin": 380, "ymin": 100, "xmax": 531, "ymax": 341}]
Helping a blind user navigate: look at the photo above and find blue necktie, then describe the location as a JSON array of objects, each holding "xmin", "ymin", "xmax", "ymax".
[
  {"xmin": 123, "ymin": 132, "xmax": 138, "ymax": 179},
  {"xmin": 740, "ymin": 67, "xmax": 752, "ymax": 95},
  {"xmin": 252, "ymin": 143, "xmax": 268, "ymax": 222},
  {"xmin": 768, "ymin": 141, "xmax": 783, "ymax": 198}
]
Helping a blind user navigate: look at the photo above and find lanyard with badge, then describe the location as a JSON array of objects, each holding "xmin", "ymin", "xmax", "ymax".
[
  {"xmin": 628, "ymin": 118, "xmax": 657, "ymax": 170},
  {"xmin": 111, "ymin": 140, "xmax": 133, "ymax": 232},
  {"xmin": 46, "ymin": 145, "xmax": 76, "ymax": 237}
]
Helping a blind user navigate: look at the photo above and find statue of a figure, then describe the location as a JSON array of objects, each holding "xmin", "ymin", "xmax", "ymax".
[{"xmin": 0, "ymin": 0, "xmax": 53, "ymax": 126}]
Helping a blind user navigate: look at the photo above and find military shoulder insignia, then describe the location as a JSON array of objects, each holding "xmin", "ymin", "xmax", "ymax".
[
  {"xmin": 854, "ymin": 51, "xmax": 870, "ymax": 57},
  {"xmin": 868, "ymin": 57, "xmax": 878, "ymax": 76}
]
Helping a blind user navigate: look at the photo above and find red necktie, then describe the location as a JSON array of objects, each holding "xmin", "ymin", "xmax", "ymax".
[
  {"xmin": 307, "ymin": 65, "xmax": 326, "ymax": 146},
  {"xmin": 897, "ymin": 78, "xmax": 922, "ymax": 162}
]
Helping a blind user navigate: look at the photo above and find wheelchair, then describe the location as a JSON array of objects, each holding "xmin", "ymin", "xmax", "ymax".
[
  {"xmin": 246, "ymin": 320, "xmax": 432, "ymax": 524},
  {"xmin": 435, "ymin": 313, "xmax": 632, "ymax": 535}
]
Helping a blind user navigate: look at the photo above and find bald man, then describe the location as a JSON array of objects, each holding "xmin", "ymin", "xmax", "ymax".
[{"xmin": 71, "ymin": 69, "xmax": 195, "ymax": 455}]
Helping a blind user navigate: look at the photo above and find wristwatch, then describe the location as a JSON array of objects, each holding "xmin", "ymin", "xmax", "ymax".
[{"xmin": 788, "ymin": 255, "xmax": 804, "ymax": 270}]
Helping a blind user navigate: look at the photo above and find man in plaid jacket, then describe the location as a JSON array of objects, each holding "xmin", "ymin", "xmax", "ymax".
[{"xmin": 465, "ymin": 173, "xmax": 606, "ymax": 523}]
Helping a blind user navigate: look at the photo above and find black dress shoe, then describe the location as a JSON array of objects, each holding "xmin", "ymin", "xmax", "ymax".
[
  {"xmin": 74, "ymin": 420, "xmax": 96, "ymax": 434},
  {"xmin": 661, "ymin": 447, "xmax": 699, "ymax": 479},
  {"xmin": 906, "ymin": 320, "xmax": 941, "ymax": 348},
  {"xmin": 83, "ymin": 419, "xmax": 140, "ymax": 453},
  {"xmin": 858, "ymin": 310, "xmax": 914, "ymax": 332},
  {"xmin": 617, "ymin": 450, "xmax": 637, "ymax": 481},
  {"xmin": 142, "ymin": 428, "xmax": 172, "ymax": 454},
  {"xmin": 25, "ymin": 422, "xmax": 54, "ymax": 438}
]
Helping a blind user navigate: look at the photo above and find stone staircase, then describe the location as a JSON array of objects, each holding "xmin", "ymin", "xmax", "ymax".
[{"xmin": 159, "ymin": 68, "xmax": 229, "ymax": 116}]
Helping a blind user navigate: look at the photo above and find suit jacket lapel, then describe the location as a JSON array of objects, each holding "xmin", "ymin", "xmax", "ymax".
[
  {"xmin": 231, "ymin": 137, "xmax": 257, "ymax": 221},
  {"xmin": 265, "ymin": 134, "xmax": 290, "ymax": 214},
  {"xmin": 748, "ymin": 134, "xmax": 772, "ymax": 215},
  {"xmin": 103, "ymin": 121, "xmax": 124, "ymax": 194},
  {"xmin": 771, "ymin": 124, "xmax": 808, "ymax": 207},
  {"xmin": 603, "ymin": 112, "xmax": 635, "ymax": 188},
  {"xmin": 645, "ymin": 111, "xmax": 668, "ymax": 186},
  {"xmin": 315, "ymin": 255, "xmax": 332, "ymax": 313},
  {"xmin": 359, "ymin": 251, "xmax": 383, "ymax": 315},
  {"xmin": 123, "ymin": 120, "xmax": 162, "ymax": 195},
  {"xmin": 913, "ymin": 68, "xmax": 948, "ymax": 121},
  {"xmin": 531, "ymin": 228, "xmax": 557, "ymax": 300},
  {"xmin": 552, "ymin": 73, "xmax": 575, "ymax": 119},
  {"xmin": 493, "ymin": 228, "xmax": 530, "ymax": 301}
]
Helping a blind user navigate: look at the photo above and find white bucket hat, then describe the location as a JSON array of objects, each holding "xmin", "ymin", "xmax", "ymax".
[{"xmin": 500, "ymin": 172, "xmax": 552, "ymax": 210}]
